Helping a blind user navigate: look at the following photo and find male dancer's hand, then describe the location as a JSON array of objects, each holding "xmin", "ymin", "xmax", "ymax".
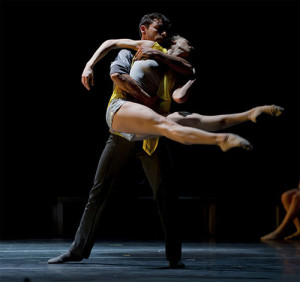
[{"xmin": 134, "ymin": 45, "xmax": 158, "ymax": 60}]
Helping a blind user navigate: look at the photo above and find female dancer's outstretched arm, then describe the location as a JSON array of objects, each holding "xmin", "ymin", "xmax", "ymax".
[
  {"xmin": 81, "ymin": 39, "xmax": 155, "ymax": 90},
  {"xmin": 81, "ymin": 38, "xmax": 193, "ymax": 91}
]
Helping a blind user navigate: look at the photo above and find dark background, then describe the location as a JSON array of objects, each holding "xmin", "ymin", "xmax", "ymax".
[{"xmin": 1, "ymin": 0, "xmax": 299, "ymax": 242}]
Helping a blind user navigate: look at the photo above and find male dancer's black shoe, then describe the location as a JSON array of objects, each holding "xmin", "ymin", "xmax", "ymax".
[
  {"xmin": 168, "ymin": 260, "xmax": 185, "ymax": 269},
  {"xmin": 48, "ymin": 251, "xmax": 83, "ymax": 264}
]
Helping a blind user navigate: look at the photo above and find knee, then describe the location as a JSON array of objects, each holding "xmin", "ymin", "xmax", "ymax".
[
  {"xmin": 281, "ymin": 191, "xmax": 290, "ymax": 205},
  {"xmin": 166, "ymin": 112, "xmax": 178, "ymax": 119}
]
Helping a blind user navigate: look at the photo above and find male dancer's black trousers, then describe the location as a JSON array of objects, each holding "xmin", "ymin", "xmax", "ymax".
[{"xmin": 69, "ymin": 134, "xmax": 182, "ymax": 263}]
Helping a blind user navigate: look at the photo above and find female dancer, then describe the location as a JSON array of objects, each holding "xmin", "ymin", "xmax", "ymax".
[{"xmin": 81, "ymin": 36, "xmax": 283, "ymax": 154}]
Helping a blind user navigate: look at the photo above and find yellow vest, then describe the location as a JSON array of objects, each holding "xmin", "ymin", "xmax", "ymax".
[{"xmin": 108, "ymin": 42, "xmax": 175, "ymax": 155}]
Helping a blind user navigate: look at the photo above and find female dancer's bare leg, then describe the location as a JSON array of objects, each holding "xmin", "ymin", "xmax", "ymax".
[
  {"xmin": 112, "ymin": 102, "xmax": 252, "ymax": 152},
  {"xmin": 166, "ymin": 105, "xmax": 284, "ymax": 132}
]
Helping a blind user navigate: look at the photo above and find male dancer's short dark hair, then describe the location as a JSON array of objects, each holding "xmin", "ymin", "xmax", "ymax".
[{"xmin": 138, "ymin": 12, "xmax": 171, "ymax": 37}]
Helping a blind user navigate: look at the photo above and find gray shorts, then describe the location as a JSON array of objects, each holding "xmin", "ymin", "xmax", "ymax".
[{"xmin": 106, "ymin": 98, "xmax": 135, "ymax": 141}]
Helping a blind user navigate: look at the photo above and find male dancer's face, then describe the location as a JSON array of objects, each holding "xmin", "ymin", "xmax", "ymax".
[{"xmin": 140, "ymin": 19, "xmax": 168, "ymax": 43}]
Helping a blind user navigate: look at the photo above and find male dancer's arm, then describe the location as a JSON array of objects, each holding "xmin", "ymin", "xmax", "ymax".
[
  {"xmin": 111, "ymin": 44, "xmax": 194, "ymax": 105},
  {"xmin": 110, "ymin": 72, "xmax": 159, "ymax": 108},
  {"xmin": 134, "ymin": 45, "xmax": 194, "ymax": 75},
  {"xmin": 111, "ymin": 48, "xmax": 194, "ymax": 108}
]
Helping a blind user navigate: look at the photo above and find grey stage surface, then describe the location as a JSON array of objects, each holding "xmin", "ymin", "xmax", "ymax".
[{"xmin": 0, "ymin": 240, "xmax": 300, "ymax": 282}]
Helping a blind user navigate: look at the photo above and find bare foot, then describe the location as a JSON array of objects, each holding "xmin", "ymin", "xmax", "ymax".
[
  {"xmin": 48, "ymin": 250, "xmax": 83, "ymax": 264},
  {"xmin": 261, "ymin": 230, "xmax": 284, "ymax": 241},
  {"xmin": 249, "ymin": 105, "xmax": 284, "ymax": 123},
  {"xmin": 220, "ymin": 133, "xmax": 253, "ymax": 152},
  {"xmin": 284, "ymin": 231, "xmax": 300, "ymax": 241}
]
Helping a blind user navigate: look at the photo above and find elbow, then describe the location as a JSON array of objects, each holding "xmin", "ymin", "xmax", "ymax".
[
  {"xmin": 104, "ymin": 39, "xmax": 116, "ymax": 49},
  {"xmin": 173, "ymin": 95, "xmax": 189, "ymax": 104},
  {"xmin": 110, "ymin": 72, "xmax": 122, "ymax": 83},
  {"xmin": 172, "ymin": 87, "xmax": 190, "ymax": 103},
  {"xmin": 110, "ymin": 73, "xmax": 131, "ymax": 92}
]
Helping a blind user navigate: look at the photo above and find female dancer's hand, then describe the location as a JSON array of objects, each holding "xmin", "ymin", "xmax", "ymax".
[{"xmin": 81, "ymin": 65, "xmax": 94, "ymax": 90}]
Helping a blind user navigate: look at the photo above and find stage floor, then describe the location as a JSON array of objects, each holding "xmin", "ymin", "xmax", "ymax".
[{"xmin": 0, "ymin": 240, "xmax": 299, "ymax": 282}]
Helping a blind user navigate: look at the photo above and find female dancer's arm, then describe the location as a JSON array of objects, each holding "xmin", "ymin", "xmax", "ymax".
[
  {"xmin": 81, "ymin": 39, "xmax": 155, "ymax": 90},
  {"xmin": 172, "ymin": 78, "xmax": 196, "ymax": 104}
]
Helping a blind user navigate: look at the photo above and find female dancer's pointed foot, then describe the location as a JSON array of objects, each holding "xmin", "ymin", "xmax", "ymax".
[
  {"xmin": 250, "ymin": 105, "xmax": 284, "ymax": 123},
  {"xmin": 220, "ymin": 134, "xmax": 253, "ymax": 152},
  {"xmin": 48, "ymin": 250, "xmax": 83, "ymax": 264},
  {"xmin": 260, "ymin": 230, "xmax": 284, "ymax": 241}
]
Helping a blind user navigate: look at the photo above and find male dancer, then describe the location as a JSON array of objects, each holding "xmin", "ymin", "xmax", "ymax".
[{"xmin": 48, "ymin": 12, "xmax": 193, "ymax": 268}]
